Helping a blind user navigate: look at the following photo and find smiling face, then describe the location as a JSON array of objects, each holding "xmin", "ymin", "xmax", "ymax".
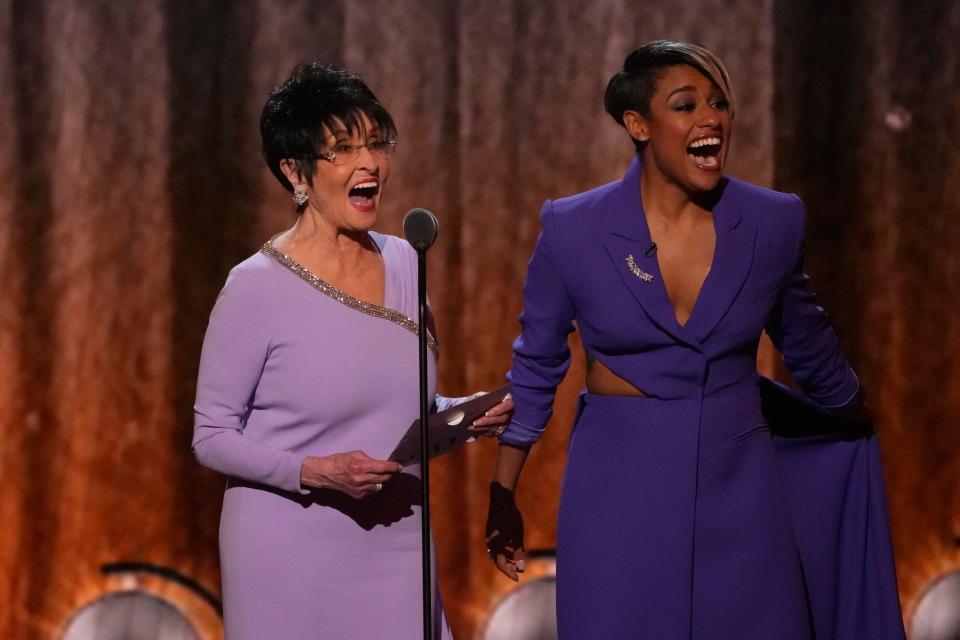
[
  {"xmin": 282, "ymin": 112, "xmax": 392, "ymax": 233},
  {"xmin": 625, "ymin": 64, "xmax": 732, "ymax": 194}
]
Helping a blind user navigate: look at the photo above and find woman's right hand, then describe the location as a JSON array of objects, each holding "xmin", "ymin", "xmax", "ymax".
[
  {"xmin": 299, "ymin": 451, "xmax": 403, "ymax": 499},
  {"xmin": 486, "ymin": 482, "xmax": 527, "ymax": 581}
]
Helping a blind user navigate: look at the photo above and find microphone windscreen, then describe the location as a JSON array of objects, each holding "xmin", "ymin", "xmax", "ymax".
[{"xmin": 403, "ymin": 208, "xmax": 440, "ymax": 251}]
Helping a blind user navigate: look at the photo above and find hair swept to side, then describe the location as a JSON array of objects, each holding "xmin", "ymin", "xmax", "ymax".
[
  {"xmin": 260, "ymin": 62, "xmax": 397, "ymax": 197},
  {"xmin": 604, "ymin": 40, "xmax": 735, "ymax": 152}
]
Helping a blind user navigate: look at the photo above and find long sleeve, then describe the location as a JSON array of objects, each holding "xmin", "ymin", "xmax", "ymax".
[
  {"xmin": 765, "ymin": 195, "xmax": 861, "ymax": 410},
  {"xmin": 500, "ymin": 200, "xmax": 577, "ymax": 446},
  {"xmin": 192, "ymin": 265, "xmax": 306, "ymax": 494},
  {"xmin": 434, "ymin": 395, "xmax": 468, "ymax": 412}
]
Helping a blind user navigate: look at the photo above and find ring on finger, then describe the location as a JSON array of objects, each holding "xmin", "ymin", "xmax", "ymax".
[{"xmin": 493, "ymin": 424, "xmax": 507, "ymax": 436}]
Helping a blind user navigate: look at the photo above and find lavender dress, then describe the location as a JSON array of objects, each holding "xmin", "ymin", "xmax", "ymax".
[{"xmin": 193, "ymin": 233, "xmax": 453, "ymax": 640}]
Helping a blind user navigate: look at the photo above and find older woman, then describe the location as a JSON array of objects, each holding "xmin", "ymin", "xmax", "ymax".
[
  {"xmin": 192, "ymin": 63, "xmax": 511, "ymax": 639},
  {"xmin": 486, "ymin": 41, "xmax": 903, "ymax": 639}
]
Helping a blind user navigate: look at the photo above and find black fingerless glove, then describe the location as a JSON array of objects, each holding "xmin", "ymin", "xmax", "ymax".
[
  {"xmin": 486, "ymin": 481, "xmax": 524, "ymax": 558},
  {"xmin": 832, "ymin": 386, "xmax": 875, "ymax": 437}
]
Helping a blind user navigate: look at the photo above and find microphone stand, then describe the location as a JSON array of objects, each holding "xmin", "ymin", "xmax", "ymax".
[
  {"xmin": 415, "ymin": 246, "xmax": 432, "ymax": 640},
  {"xmin": 404, "ymin": 207, "xmax": 439, "ymax": 640}
]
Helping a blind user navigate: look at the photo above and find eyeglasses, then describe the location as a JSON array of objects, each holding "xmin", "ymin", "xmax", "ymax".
[{"xmin": 303, "ymin": 139, "xmax": 398, "ymax": 166}]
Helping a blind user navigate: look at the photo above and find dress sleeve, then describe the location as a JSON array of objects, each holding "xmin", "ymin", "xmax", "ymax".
[
  {"xmin": 434, "ymin": 395, "xmax": 468, "ymax": 413},
  {"xmin": 765, "ymin": 195, "xmax": 861, "ymax": 411},
  {"xmin": 500, "ymin": 200, "xmax": 577, "ymax": 446},
  {"xmin": 192, "ymin": 266, "xmax": 307, "ymax": 494}
]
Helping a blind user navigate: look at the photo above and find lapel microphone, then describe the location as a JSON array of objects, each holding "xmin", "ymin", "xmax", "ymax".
[{"xmin": 645, "ymin": 242, "xmax": 657, "ymax": 257}]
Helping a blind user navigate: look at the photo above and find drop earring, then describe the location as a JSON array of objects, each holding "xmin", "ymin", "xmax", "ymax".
[{"xmin": 292, "ymin": 184, "xmax": 308, "ymax": 205}]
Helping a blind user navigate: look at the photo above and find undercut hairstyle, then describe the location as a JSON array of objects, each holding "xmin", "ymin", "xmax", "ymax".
[
  {"xmin": 260, "ymin": 62, "xmax": 397, "ymax": 193},
  {"xmin": 604, "ymin": 40, "xmax": 735, "ymax": 153}
]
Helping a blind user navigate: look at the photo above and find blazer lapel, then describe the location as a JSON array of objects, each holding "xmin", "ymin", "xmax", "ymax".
[
  {"xmin": 683, "ymin": 187, "xmax": 757, "ymax": 345},
  {"xmin": 602, "ymin": 158, "xmax": 694, "ymax": 347}
]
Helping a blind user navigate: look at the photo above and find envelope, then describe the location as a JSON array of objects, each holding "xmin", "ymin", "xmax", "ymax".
[{"xmin": 389, "ymin": 383, "xmax": 512, "ymax": 466}]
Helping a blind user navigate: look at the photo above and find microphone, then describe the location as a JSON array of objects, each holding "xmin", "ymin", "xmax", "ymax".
[
  {"xmin": 645, "ymin": 242, "xmax": 657, "ymax": 257},
  {"xmin": 403, "ymin": 208, "xmax": 440, "ymax": 251}
]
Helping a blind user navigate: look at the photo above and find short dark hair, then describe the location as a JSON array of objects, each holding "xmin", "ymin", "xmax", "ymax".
[
  {"xmin": 260, "ymin": 63, "xmax": 397, "ymax": 193},
  {"xmin": 604, "ymin": 40, "xmax": 734, "ymax": 153}
]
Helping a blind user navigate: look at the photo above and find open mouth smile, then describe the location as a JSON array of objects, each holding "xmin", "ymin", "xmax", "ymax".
[
  {"xmin": 686, "ymin": 136, "xmax": 723, "ymax": 171},
  {"xmin": 348, "ymin": 180, "xmax": 380, "ymax": 212}
]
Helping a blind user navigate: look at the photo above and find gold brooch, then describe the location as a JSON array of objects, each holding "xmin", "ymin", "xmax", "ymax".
[{"xmin": 626, "ymin": 255, "xmax": 654, "ymax": 282}]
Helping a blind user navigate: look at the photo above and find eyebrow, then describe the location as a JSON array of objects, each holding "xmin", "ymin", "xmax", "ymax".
[{"xmin": 667, "ymin": 85, "xmax": 696, "ymax": 98}]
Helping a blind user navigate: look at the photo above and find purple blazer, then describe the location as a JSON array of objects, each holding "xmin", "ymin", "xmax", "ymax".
[
  {"xmin": 503, "ymin": 156, "xmax": 859, "ymax": 445},
  {"xmin": 502, "ymin": 157, "xmax": 904, "ymax": 639}
]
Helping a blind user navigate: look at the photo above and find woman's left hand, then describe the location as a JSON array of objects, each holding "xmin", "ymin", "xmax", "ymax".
[{"xmin": 468, "ymin": 393, "xmax": 514, "ymax": 438}]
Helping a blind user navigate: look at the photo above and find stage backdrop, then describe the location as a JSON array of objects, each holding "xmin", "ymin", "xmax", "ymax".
[{"xmin": 0, "ymin": 0, "xmax": 956, "ymax": 638}]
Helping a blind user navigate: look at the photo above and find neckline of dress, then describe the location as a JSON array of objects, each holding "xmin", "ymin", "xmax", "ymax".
[
  {"xmin": 632, "ymin": 164, "xmax": 722, "ymax": 331},
  {"xmin": 260, "ymin": 235, "xmax": 438, "ymax": 352}
]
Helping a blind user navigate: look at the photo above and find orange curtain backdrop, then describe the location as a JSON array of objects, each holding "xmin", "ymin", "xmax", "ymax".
[
  {"xmin": 773, "ymin": 0, "xmax": 960, "ymax": 616},
  {"xmin": 0, "ymin": 1, "xmax": 956, "ymax": 638}
]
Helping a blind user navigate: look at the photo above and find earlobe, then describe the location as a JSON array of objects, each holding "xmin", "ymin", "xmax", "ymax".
[
  {"xmin": 622, "ymin": 110, "xmax": 649, "ymax": 142},
  {"xmin": 278, "ymin": 159, "xmax": 309, "ymax": 205}
]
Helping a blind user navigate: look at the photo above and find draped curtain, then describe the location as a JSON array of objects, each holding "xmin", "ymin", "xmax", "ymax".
[{"xmin": 0, "ymin": 0, "xmax": 956, "ymax": 637}]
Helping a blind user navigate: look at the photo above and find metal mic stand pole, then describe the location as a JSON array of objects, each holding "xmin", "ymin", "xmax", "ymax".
[{"xmin": 416, "ymin": 247, "xmax": 432, "ymax": 640}]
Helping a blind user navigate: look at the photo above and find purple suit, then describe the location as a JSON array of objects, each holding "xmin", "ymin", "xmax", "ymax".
[{"xmin": 501, "ymin": 158, "xmax": 904, "ymax": 639}]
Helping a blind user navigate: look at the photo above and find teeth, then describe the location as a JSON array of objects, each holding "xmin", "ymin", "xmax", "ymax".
[
  {"xmin": 353, "ymin": 181, "xmax": 378, "ymax": 190},
  {"xmin": 689, "ymin": 137, "xmax": 721, "ymax": 148},
  {"xmin": 689, "ymin": 154, "xmax": 719, "ymax": 168}
]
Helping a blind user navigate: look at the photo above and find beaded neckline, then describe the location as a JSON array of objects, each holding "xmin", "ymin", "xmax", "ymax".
[{"xmin": 260, "ymin": 239, "xmax": 437, "ymax": 353}]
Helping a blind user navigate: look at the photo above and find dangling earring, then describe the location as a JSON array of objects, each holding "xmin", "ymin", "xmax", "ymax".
[{"xmin": 292, "ymin": 184, "xmax": 308, "ymax": 205}]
